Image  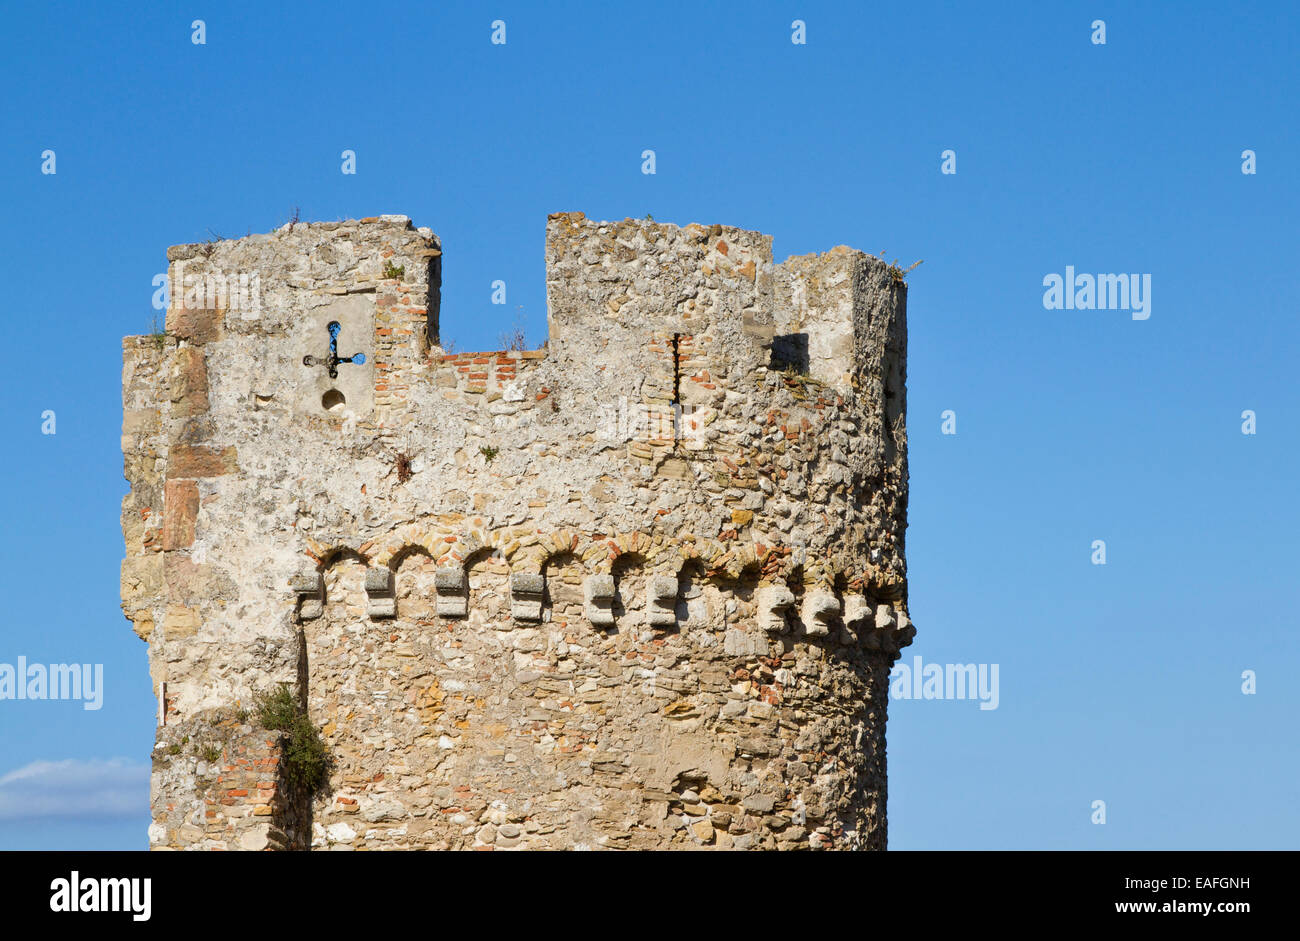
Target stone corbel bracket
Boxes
[290,572,324,622]
[757,585,795,635]
[801,589,839,638]
[647,575,678,627]
[365,567,396,619]
[511,572,545,622]
[842,594,870,646]
[866,603,896,652]
[844,599,916,653]
[584,574,615,628]
[890,609,916,652]
[435,567,467,619]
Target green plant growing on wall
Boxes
[148,313,170,350]
[200,742,223,763]
[879,252,923,285]
[383,260,405,280]
[479,445,499,463]
[254,683,330,792]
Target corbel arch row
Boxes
[306,527,885,593]
[292,528,908,646]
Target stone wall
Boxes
[122,211,913,851]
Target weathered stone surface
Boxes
[757,585,795,635]
[162,604,200,638]
[162,479,199,551]
[802,590,839,638]
[724,627,767,657]
[240,825,270,851]
[166,445,238,478]
[510,572,545,622]
[433,567,463,592]
[291,572,324,620]
[364,567,396,618]
[123,212,912,852]
[166,305,223,344]
[646,574,678,627]
[842,593,870,645]
[584,574,616,627]
[170,346,209,416]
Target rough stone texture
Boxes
[122,211,913,851]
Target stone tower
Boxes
[120,212,914,851]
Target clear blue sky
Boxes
[0,1,1295,849]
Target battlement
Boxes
[545,212,894,394]
[122,212,911,852]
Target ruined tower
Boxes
[120,212,913,850]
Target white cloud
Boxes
[0,758,149,820]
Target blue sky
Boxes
[0,1,1295,849]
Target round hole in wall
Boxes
[322,389,346,412]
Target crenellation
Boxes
[123,211,912,851]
